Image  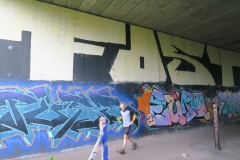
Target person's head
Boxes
[119,103,126,111]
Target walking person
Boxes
[117,103,137,154]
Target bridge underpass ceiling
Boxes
[38,0,240,53]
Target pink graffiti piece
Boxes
[170,101,183,123]
[178,115,186,126]
[147,89,210,127]
[168,88,180,100]
[173,91,180,101]
[169,113,178,123]
[164,95,183,123]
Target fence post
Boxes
[88,117,108,160]
[213,103,220,150]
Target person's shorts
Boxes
[123,125,131,135]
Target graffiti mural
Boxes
[136,85,211,127]
[1,1,240,159]
[135,84,240,129]
[0,84,140,152]
[217,88,240,118]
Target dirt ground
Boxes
[12,122,240,160]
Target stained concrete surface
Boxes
[12,122,240,160]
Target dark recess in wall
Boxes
[140,56,144,69]
[0,31,31,80]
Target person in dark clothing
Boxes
[117,103,137,154]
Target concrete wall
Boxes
[0,0,240,159]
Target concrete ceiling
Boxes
[38,0,240,53]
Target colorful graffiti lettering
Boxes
[0,85,140,149]
[136,85,211,127]
[217,89,240,118]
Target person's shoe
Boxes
[117,148,125,154]
[132,142,137,150]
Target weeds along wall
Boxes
[0,0,240,159]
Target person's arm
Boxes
[132,113,136,121]
[130,112,136,124]
[116,115,122,123]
